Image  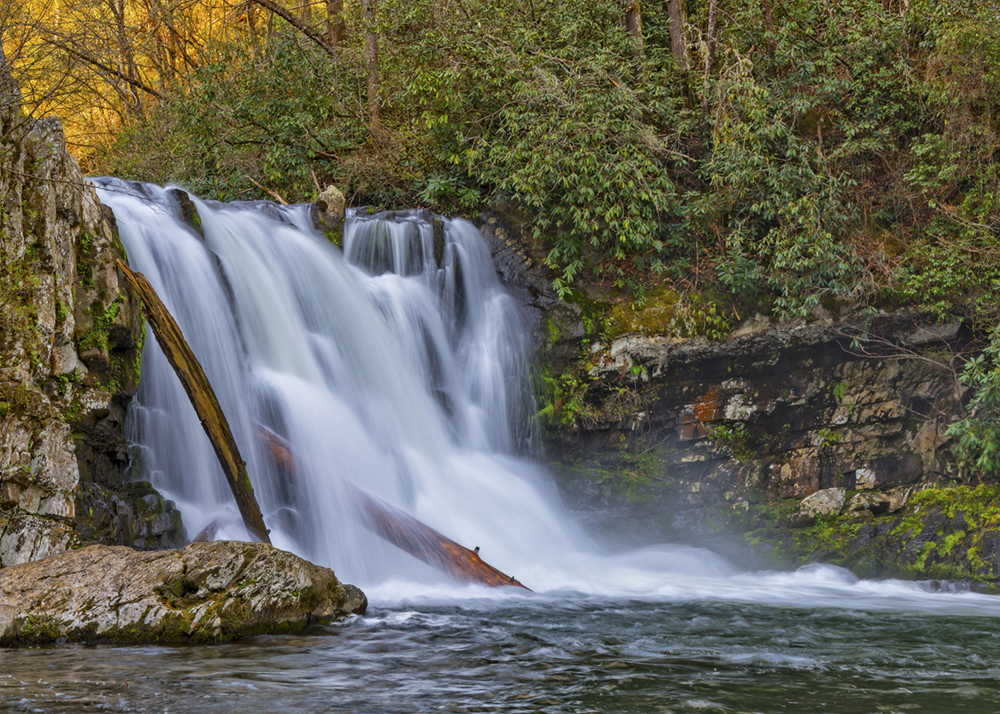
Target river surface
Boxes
[3,583,1000,713]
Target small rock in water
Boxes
[311,185,346,233]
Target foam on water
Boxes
[94,179,1000,616]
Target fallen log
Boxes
[347,483,531,590]
[256,425,529,590]
[117,259,271,544]
[258,424,296,475]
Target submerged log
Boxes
[117,259,271,544]
[347,484,531,590]
[258,424,296,475]
[255,425,529,589]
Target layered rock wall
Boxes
[547,311,962,541]
[0,63,182,566]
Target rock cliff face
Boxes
[0,541,367,645]
[544,311,962,547]
[481,210,996,589]
[0,61,182,567]
[541,305,1000,586]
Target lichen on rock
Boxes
[0,66,175,563]
[0,540,367,646]
[310,185,346,246]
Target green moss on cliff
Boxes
[79,300,121,354]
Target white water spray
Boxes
[95,180,1000,613]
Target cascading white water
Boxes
[93,179,1000,612]
[95,179,578,587]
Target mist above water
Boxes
[94,179,1000,615]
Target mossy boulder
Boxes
[0,541,367,646]
[310,185,346,246]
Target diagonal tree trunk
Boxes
[117,259,271,545]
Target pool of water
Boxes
[4,590,1000,713]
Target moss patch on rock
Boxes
[0,541,367,646]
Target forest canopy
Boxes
[3,0,1000,320]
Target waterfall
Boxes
[92,179,1000,612]
[94,179,577,588]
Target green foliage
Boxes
[79,300,121,354]
[87,0,1000,320]
[707,421,757,464]
[948,329,1000,478]
[536,370,598,430]
[0,231,40,372]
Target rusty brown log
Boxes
[116,259,271,544]
[256,426,529,589]
[258,424,296,475]
[347,483,530,590]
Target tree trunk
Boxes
[622,0,642,41]
[361,0,380,125]
[665,0,688,70]
[761,0,776,67]
[702,0,720,111]
[116,259,271,545]
[665,0,695,106]
[348,483,530,589]
[327,0,344,48]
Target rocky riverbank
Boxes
[478,209,999,590]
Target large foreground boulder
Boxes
[0,541,367,645]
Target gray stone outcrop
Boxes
[0,541,367,645]
[310,185,346,245]
[0,63,180,563]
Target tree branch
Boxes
[251,0,338,60]
[42,36,163,99]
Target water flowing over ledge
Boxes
[92,179,1000,614]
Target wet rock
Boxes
[75,481,186,550]
[167,188,203,238]
[847,491,891,515]
[311,185,346,245]
[797,488,846,519]
[0,541,367,645]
